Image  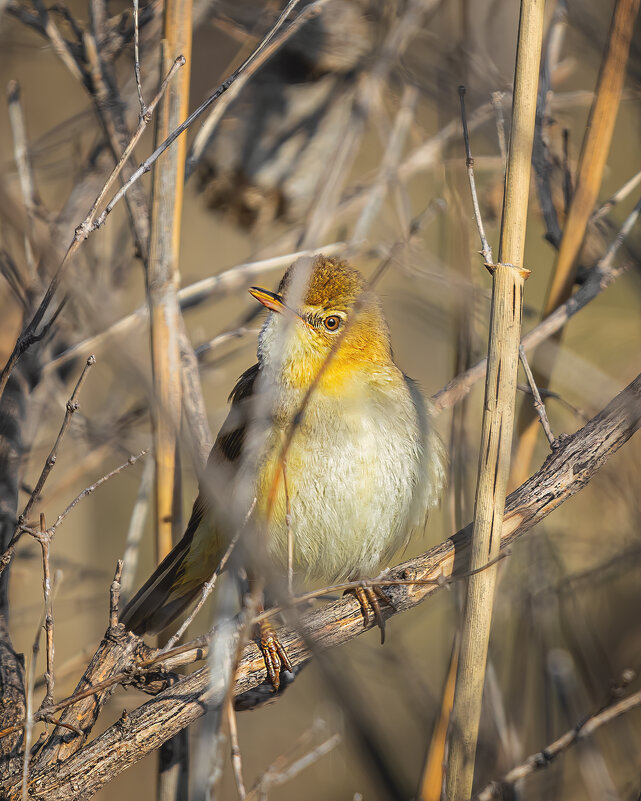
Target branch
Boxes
[475,684,641,800]
[12,371,641,801]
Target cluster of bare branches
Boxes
[0,0,640,800]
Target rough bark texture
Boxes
[6,372,640,801]
[0,347,40,782]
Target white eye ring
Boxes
[324,315,341,331]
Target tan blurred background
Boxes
[1,0,641,798]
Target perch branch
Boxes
[9,370,641,801]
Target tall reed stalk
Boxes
[445,2,545,798]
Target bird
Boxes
[120,255,446,689]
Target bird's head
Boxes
[250,256,393,393]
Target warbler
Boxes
[121,255,446,688]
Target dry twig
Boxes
[446,3,544,798]
[512,0,641,486]
[7,369,641,800]
[475,685,641,800]
[519,345,555,446]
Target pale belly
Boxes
[256,388,427,584]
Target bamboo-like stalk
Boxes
[444,2,545,799]
[146,4,192,799]
[147,7,192,563]
[511,0,641,487]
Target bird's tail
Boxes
[120,534,200,636]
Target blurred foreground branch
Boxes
[8,371,641,801]
[475,682,641,800]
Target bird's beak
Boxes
[248,287,288,314]
[249,287,307,325]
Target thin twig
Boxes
[245,726,341,800]
[474,686,641,800]
[44,244,347,375]
[37,514,55,709]
[132,0,147,120]
[49,449,148,532]
[24,354,95,523]
[518,345,555,446]
[98,0,326,227]
[84,55,184,238]
[109,561,123,629]
[22,567,60,800]
[227,698,246,800]
[517,384,588,422]
[6,80,38,280]
[195,327,260,360]
[459,85,494,265]
[0,56,184,401]
[350,84,417,245]
[491,91,507,163]
[599,193,641,270]
[591,166,641,222]
[160,533,238,653]
[120,456,154,602]
[185,0,310,176]
[432,258,629,414]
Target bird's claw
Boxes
[351,582,394,645]
[257,620,292,692]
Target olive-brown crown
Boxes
[278,255,367,312]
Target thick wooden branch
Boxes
[10,372,641,801]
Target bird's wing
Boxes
[120,363,261,635]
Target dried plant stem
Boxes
[445,3,544,799]
[0,355,95,578]
[147,32,192,801]
[459,85,493,265]
[11,367,641,800]
[185,0,315,177]
[0,57,184,402]
[512,0,641,487]
[518,345,554,445]
[475,685,641,800]
[6,80,38,279]
[592,166,641,222]
[44,243,346,377]
[37,515,55,709]
[147,5,192,561]
[120,455,154,602]
[432,258,627,414]
[227,699,246,800]
[109,562,123,630]
[351,84,417,244]
[419,638,459,801]
[49,449,148,532]
[132,0,147,119]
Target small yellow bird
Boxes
[121,255,446,688]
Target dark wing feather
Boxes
[120,363,260,636]
[213,362,260,463]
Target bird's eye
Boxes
[323,315,341,332]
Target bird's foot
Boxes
[350,581,394,645]
[257,619,292,692]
